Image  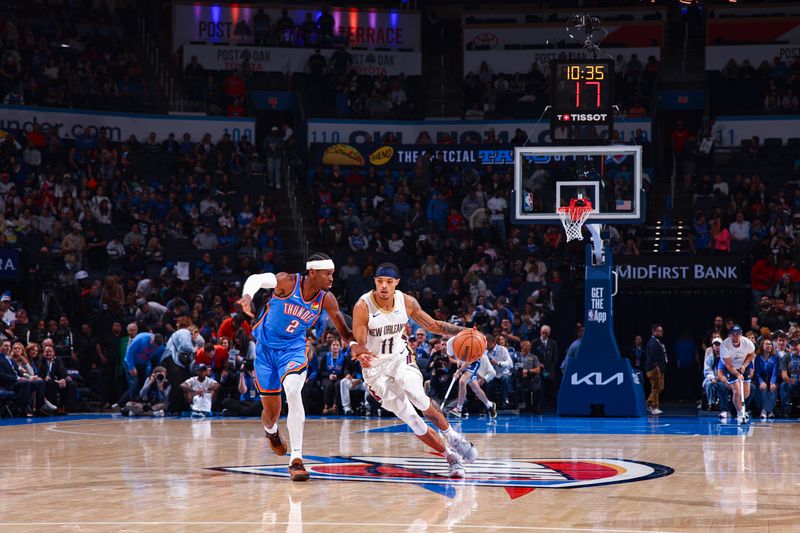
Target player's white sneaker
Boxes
[719,411,728,419]
[448,407,464,419]
[487,401,497,419]
[737,413,749,425]
[447,432,478,464]
[760,410,767,421]
[444,448,466,479]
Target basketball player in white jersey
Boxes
[716,325,755,424]
[350,263,480,478]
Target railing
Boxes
[138,17,186,112]
[284,164,310,261]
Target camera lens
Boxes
[156,374,164,381]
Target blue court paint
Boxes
[0,413,119,426]
[416,482,458,498]
[364,415,796,436]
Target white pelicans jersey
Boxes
[720,336,755,368]
[359,290,410,363]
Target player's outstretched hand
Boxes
[237,295,254,317]
[350,344,377,368]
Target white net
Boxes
[557,202,593,242]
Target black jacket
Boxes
[37,357,69,381]
[532,337,559,377]
[0,354,20,388]
[645,336,667,371]
[341,356,363,380]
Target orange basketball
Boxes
[452,329,486,364]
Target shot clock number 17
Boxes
[550,58,615,142]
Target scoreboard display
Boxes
[550,59,614,143]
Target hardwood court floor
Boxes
[1,413,798,532]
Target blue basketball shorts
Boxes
[253,345,308,396]
[718,361,754,384]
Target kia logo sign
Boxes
[571,372,625,386]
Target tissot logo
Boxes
[556,113,608,122]
[571,372,625,386]
[213,455,672,499]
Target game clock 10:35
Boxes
[551,59,614,117]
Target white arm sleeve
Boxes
[242,273,278,298]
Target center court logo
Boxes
[212,456,672,499]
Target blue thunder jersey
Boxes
[253,274,326,352]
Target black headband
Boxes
[375,265,400,279]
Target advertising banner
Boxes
[183,44,421,76]
[707,19,800,45]
[0,248,20,281]
[464,9,664,24]
[464,23,663,51]
[311,143,518,168]
[0,105,255,143]
[706,44,800,70]
[307,118,651,147]
[712,116,800,147]
[173,3,420,51]
[614,255,747,289]
[464,47,660,75]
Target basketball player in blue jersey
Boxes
[349,263,480,478]
[239,253,373,481]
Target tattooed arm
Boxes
[404,293,467,336]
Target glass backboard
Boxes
[512,145,643,224]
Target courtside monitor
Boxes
[513,145,643,225]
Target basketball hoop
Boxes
[557,197,593,242]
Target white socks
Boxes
[443,425,459,440]
[264,423,278,434]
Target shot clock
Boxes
[550,59,614,144]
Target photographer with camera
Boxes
[124,366,170,417]
[416,337,447,381]
[161,317,202,414]
[119,332,165,407]
[424,339,456,400]
[221,359,262,416]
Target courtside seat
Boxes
[0,388,19,418]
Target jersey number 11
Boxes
[380,338,394,355]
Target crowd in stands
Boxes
[710,56,800,115]
[182,48,423,120]
[0,117,308,417]
[685,122,800,271]
[232,7,347,49]
[462,52,659,119]
[0,4,155,112]
[302,138,648,413]
[646,316,800,420]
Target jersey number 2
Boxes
[285,320,300,333]
[381,338,394,354]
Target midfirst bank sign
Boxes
[614,256,745,288]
